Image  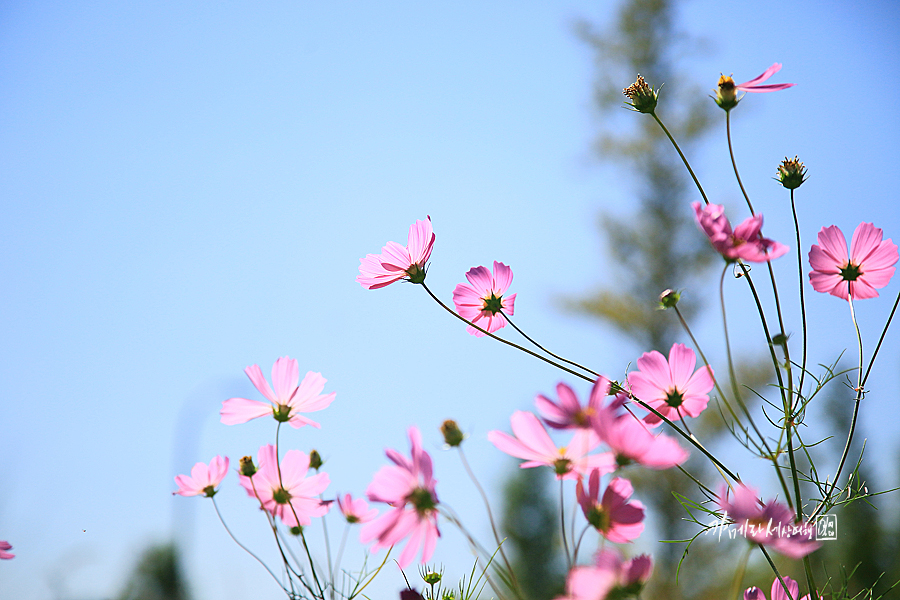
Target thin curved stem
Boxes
[457,446,521,595]
[503,313,599,378]
[212,497,288,592]
[559,480,571,568]
[651,112,709,205]
[726,110,754,215]
[421,282,595,384]
[862,288,900,386]
[721,265,794,507]
[811,295,865,520]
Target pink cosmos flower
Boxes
[535,378,608,430]
[591,400,689,470]
[452,261,516,336]
[488,411,614,480]
[735,63,795,93]
[239,444,330,528]
[0,541,13,560]
[357,217,435,289]
[576,471,645,543]
[627,343,714,426]
[221,357,335,429]
[808,223,898,300]
[554,549,652,600]
[361,426,440,569]
[337,493,378,524]
[717,484,820,559]
[693,202,789,263]
[173,456,230,498]
[744,576,811,600]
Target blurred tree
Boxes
[117,542,191,600]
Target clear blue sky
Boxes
[1,1,898,599]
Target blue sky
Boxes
[1,1,898,599]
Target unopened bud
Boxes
[309,449,323,470]
[289,526,303,536]
[239,456,257,477]
[422,570,442,585]
[776,156,807,190]
[658,289,680,310]
[440,420,464,447]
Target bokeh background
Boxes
[1,1,898,599]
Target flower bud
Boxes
[440,420,464,447]
[623,75,659,114]
[422,570,442,585]
[776,156,807,190]
[715,75,738,111]
[658,289,681,310]
[239,456,257,477]
[289,525,303,536]
[309,449,323,470]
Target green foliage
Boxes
[117,542,191,600]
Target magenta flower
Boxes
[452,261,516,336]
[693,202,788,263]
[717,484,820,559]
[735,63,795,93]
[554,565,617,600]
[239,444,330,528]
[357,217,435,289]
[744,576,811,600]
[337,493,378,524]
[0,541,13,560]
[576,471,645,543]
[221,357,335,429]
[594,549,653,594]
[173,455,229,498]
[808,223,898,300]
[361,426,440,568]
[591,401,689,470]
[535,377,609,430]
[627,343,714,426]
[488,411,614,480]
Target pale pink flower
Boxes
[337,493,378,524]
[452,261,516,336]
[717,484,820,559]
[735,63,795,93]
[554,549,652,600]
[357,217,435,289]
[221,357,335,429]
[173,455,229,498]
[627,343,714,426]
[535,377,608,430]
[693,202,788,263]
[361,426,440,568]
[239,444,330,528]
[591,401,689,469]
[808,223,898,300]
[488,411,614,480]
[576,471,645,543]
[0,541,13,560]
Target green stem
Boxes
[421,282,595,384]
[212,497,287,592]
[721,265,794,508]
[458,446,521,596]
[726,110,754,215]
[503,313,599,378]
[810,295,864,520]
[651,112,709,205]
